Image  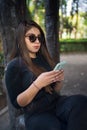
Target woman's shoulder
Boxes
[5,57,23,72]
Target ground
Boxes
[0,74,7,110]
[0,93,7,111]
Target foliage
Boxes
[60,38,87,43]
[60,39,87,52]
[0,65,4,78]
[0,52,4,65]
[59,0,87,39]
[26,0,45,30]
[80,12,87,25]
[26,0,87,39]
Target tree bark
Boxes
[0,0,30,65]
[0,1,18,129]
[0,0,27,130]
[45,0,60,63]
[0,0,18,65]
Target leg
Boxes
[56,95,87,130]
[25,113,61,130]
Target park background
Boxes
[0,0,87,130]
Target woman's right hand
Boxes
[17,70,64,107]
[34,70,63,89]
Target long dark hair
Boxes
[10,20,55,76]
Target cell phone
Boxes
[54,61,66,70]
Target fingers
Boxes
[36,70,64,87]
[46,70,59,76]
[46,70,63,77]
[50,70,64,83]
[55,70,64,81]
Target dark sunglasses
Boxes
[25,34,42,43]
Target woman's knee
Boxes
[59,94,87,108]
[26,113,61,130]
[56,94,87,122]
[68,94,87,106]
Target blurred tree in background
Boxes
[26,0,87,53]
[0,0,87,63]
[0,1,87,130]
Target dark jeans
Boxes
[25,95,87,130]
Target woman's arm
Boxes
[5,60,63,108]
[17,70,61,107]
[17,82,40,107]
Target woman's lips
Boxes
[34,46,40,49]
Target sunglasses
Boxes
[25,34,42,43]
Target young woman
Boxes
[5,20,87,130]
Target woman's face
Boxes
[25,27,41,58]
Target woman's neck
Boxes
[29,53,36,58]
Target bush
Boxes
[0,52,4,65]
[60,39,87,52]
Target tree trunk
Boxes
[0,0,27,130]
[0,0,18,65]
[45,0,60,63]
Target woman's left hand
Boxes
[55,69,64,82]
[54,69,64,93]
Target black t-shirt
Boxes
[5,55,58,113]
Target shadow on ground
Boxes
[60,53,87,96]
